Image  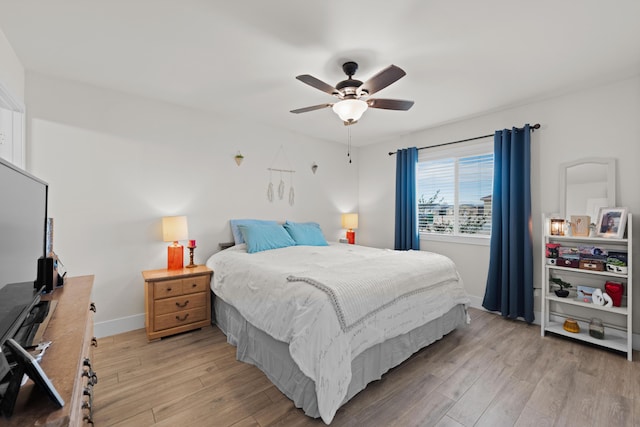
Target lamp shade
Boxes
[332,99,368,122]
[341,213,359,230]
[162,216,189,242]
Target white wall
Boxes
[359,76,640,328]
[0,26,24,104]
[25,72,359,337]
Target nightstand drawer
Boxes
[154,279,183,299]
[154,306,207,331]
[154,292,207,315]
[182,275,208,294]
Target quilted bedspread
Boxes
[207,243,469,424]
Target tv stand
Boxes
[0,275,96,426]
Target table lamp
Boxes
[162,215,188,270]
[341,213,358,244]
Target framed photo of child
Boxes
[596,207,628,238]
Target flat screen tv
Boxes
[0,157,48,346]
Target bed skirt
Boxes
[211,292,467,419]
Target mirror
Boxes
[559,158,616,222]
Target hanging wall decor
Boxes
[234,151,244,166]
[267,145,296,206]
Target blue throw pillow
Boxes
[284,221,329,246]
[237,223,296,253]
[230,219,278,245]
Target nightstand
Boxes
[142,265,213,341]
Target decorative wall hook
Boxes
[311,162,318,174]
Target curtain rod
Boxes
[388,123,540,156]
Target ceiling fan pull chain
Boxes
[348,127,352,164]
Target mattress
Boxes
[213,294,467,420]
[206,243,470,423]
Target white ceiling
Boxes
[1,0,640,146]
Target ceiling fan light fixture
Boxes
[332,99,368,123]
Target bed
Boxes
[206,222,470,424]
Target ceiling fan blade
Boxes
[290,103,333,114]
[360,65,406,96]
[296,75,340,96]
[367,98,414,111]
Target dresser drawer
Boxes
[182,275,209,294]
[154,306,207,331]
[154,292,207,316]
[154,278,183,299]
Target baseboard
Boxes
[467,295,484,311]
[94,313,145,338]
[96,303,640,352]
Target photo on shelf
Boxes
[596,207,628,238]
[570,215,591,237]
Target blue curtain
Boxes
[394,147,420,250]
[482,125,534,323]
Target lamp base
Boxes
[167,244,184,270]
[346,229,355,245]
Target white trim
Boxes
[94,313,145,338]
[420,233,490,246]
[0,80,25,168]
[467,294,484,310]
[96,302,640,351]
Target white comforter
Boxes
[207,243,469,424]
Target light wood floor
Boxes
[92,308,640,426]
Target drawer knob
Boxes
[176,313,190,322]
[191,283,197,288]
[166,287,172,292]
[91,337,98,347]
[83,369,99,385]
[83,358,92,369]
[176,300,190,308]
[89,302,96,313]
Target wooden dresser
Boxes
[5,275,96,426]
[142,266,212,341]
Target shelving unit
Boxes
[541,213,633,360]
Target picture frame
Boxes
[595,207,628,238]
[570,215,591,237]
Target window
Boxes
[417,140,493,239]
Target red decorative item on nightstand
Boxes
[167,244,184,270]
[341,213,358,245]
[605,281,624,307]
[346,229,355,245]
[162,216,188,270]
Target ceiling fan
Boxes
[290,61,414,125]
